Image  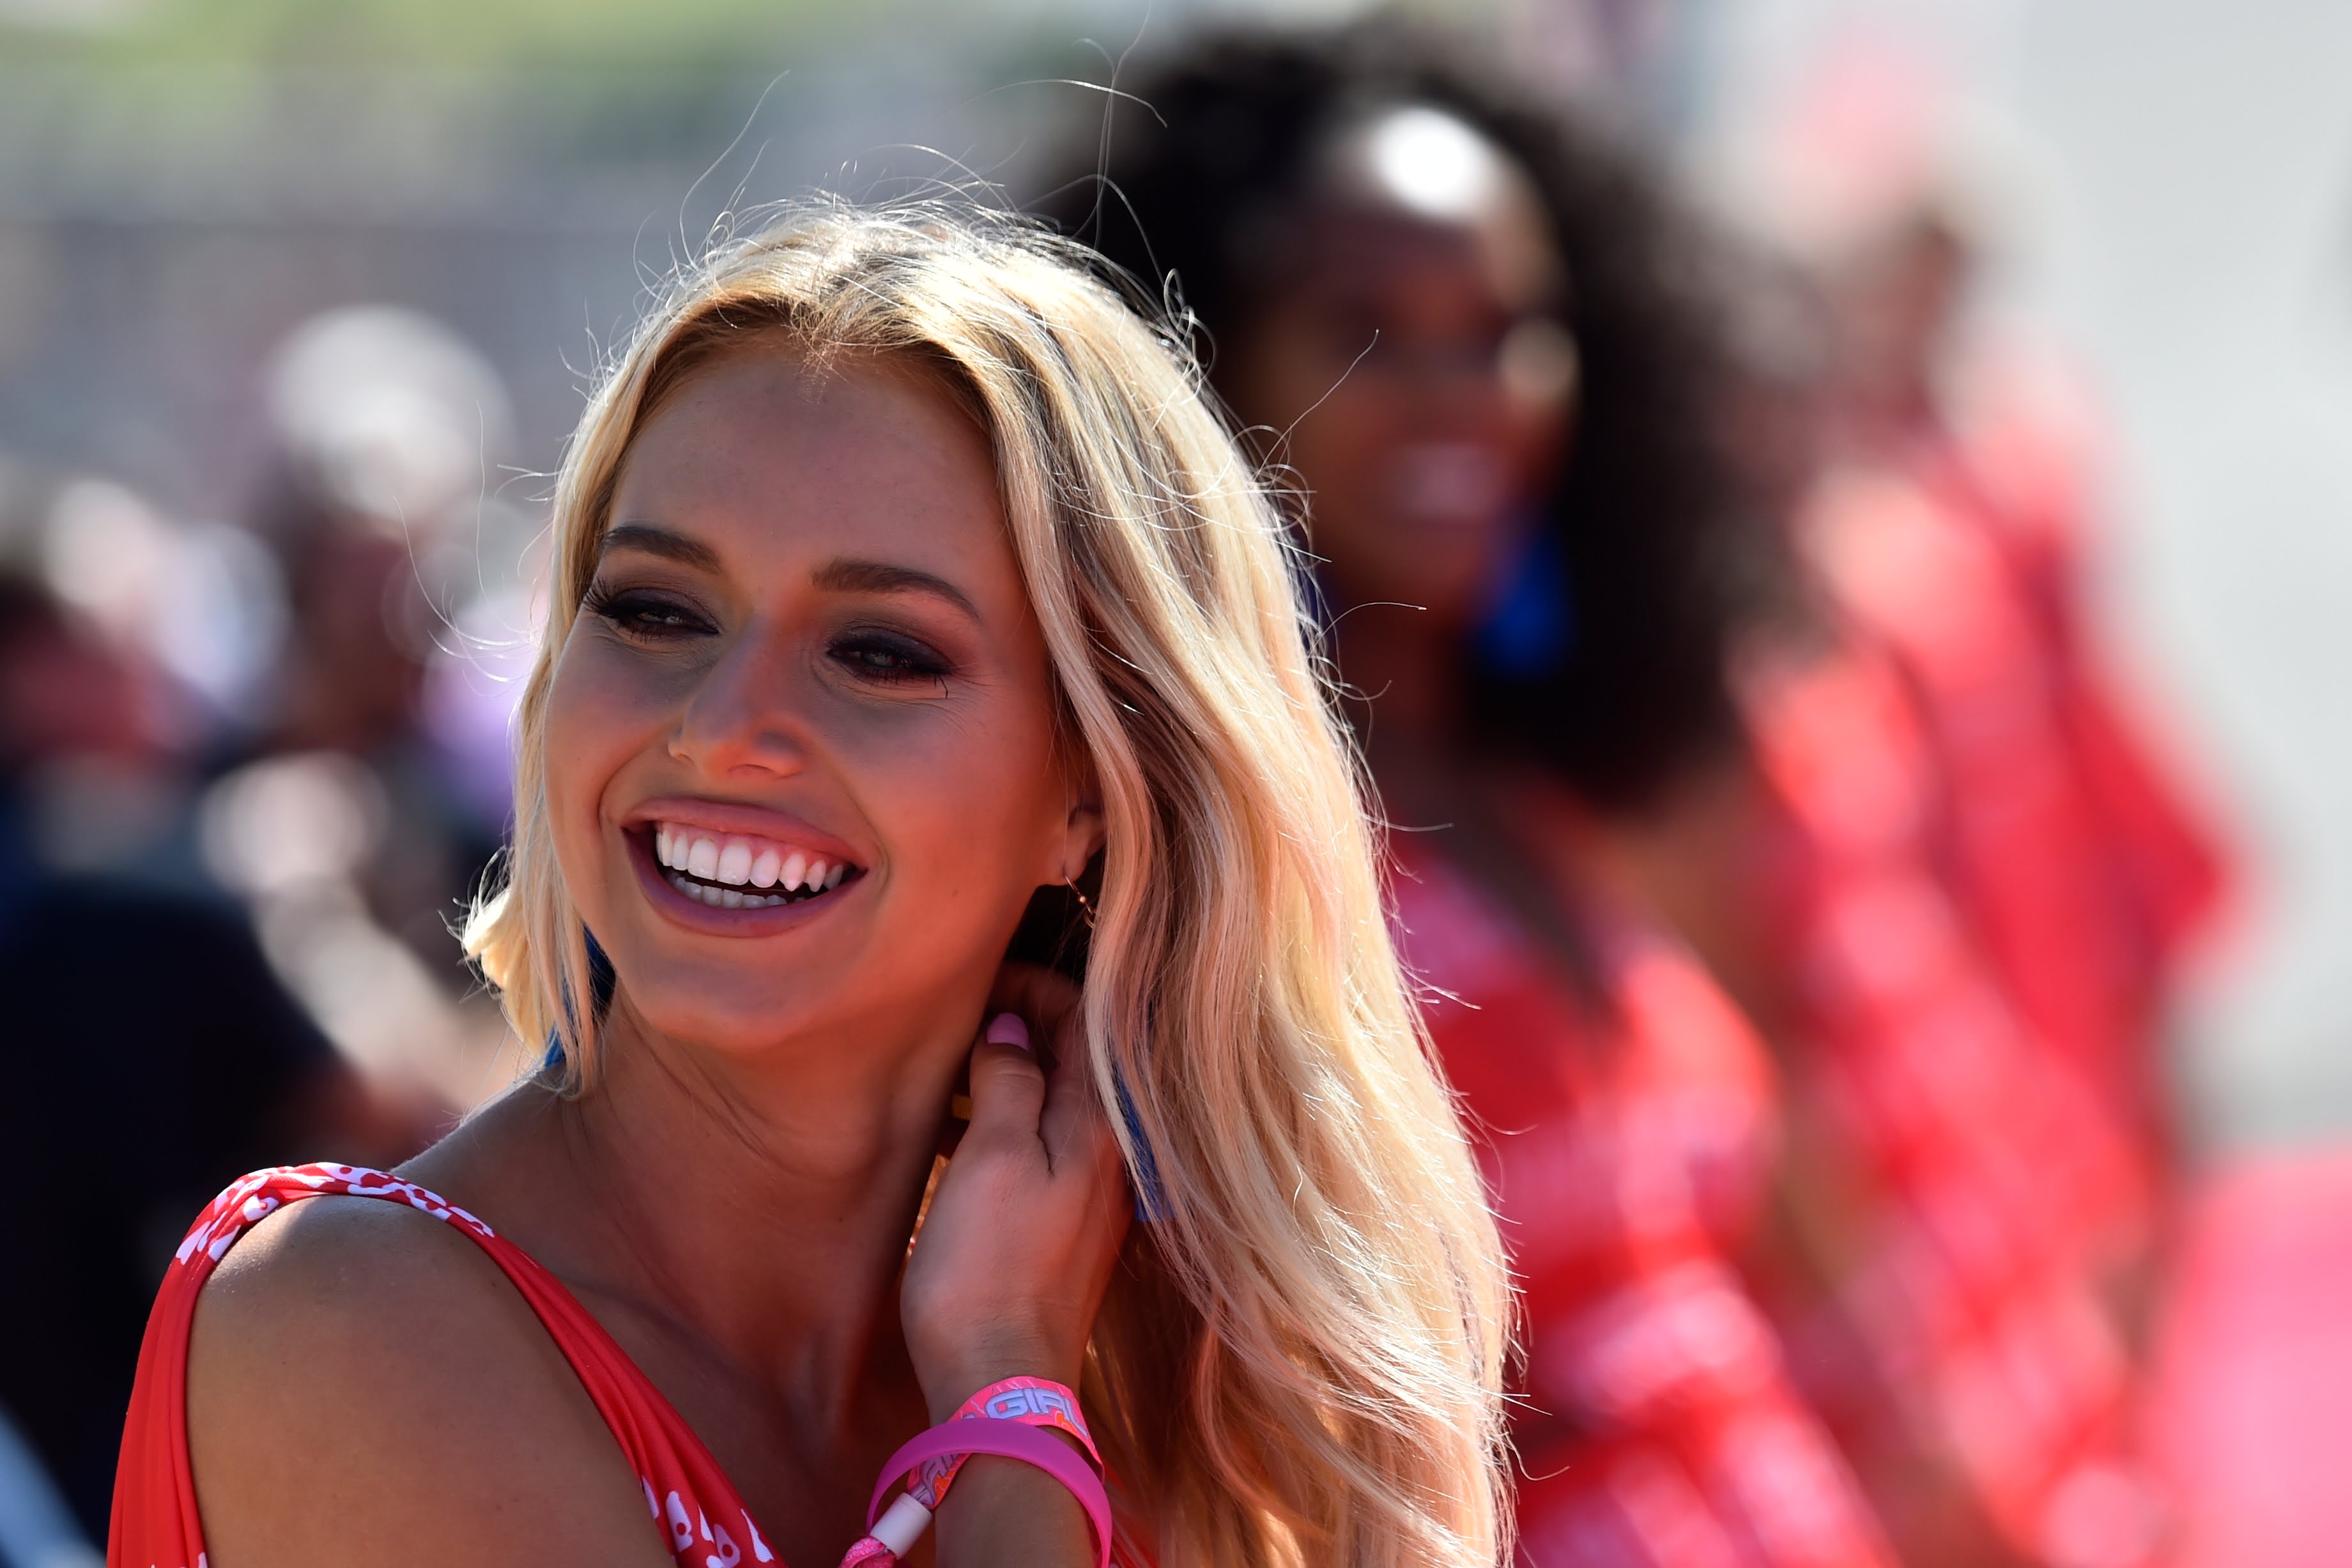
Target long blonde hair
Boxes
[466,203,1512,1567]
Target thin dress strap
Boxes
[109,1164,778,1568]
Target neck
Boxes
[442,995,965,1443]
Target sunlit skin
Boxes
[185,343,1130,1568]
[1220,116,1572,749]
[549,347,1086,1073]
[1221,112,1572,830]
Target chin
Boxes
[601,930,978,1070]
[605,957,819,1051]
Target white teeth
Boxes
[663,869,810,911]
[655,826,856,907]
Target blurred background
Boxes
[0,1,2344,1565]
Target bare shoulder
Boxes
[188,1194,667,1568]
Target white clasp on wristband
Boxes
[869,1491,934,1556]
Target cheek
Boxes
[1295,375,1409,464]
[1267,341,1408,450]
[1502,429,1551,512]
[540,635,672,925]
[1278,383,1425,558]
[843,694,1066,901]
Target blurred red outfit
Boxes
[1741,375,2231,1559]
[1742,636,2161,1565]
[1802,399,2227,1184]
[1392,824,1891,1568]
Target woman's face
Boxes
[1223,108,1576,633]
[543,342,1093,1063]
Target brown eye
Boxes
[584,586,712,639]
[828,629,951,686]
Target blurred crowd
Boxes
[0,304,537,1564]
[0,13,2248,1568]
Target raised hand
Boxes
[900,963,1133,1420]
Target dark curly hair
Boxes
[1035,21,1758,810]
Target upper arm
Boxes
[187,1197,672,1568]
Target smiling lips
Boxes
[652,822,858,910]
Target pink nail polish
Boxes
[985,1012,1032,1052]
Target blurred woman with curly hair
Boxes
[1049,24,1891,1567]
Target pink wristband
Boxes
[866,1419,1113,1568]
[838,1378,1109,1568]
[909,1375,1099,1508]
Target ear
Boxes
[1050,762,1107,886]
[1057,797,1106,885]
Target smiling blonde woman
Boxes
[109,204,1512,1568]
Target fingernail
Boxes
[984,1012,1032,1052]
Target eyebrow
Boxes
[811,557,980,620]
[601,526,980,621]
[601,524,721,572]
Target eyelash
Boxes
[583,585,711,639]
[581,585,954,688]
[827,629,954,686]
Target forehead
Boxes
[1275,205,1561,323]
[1286,109,1562,313]
[609,339,1007,570]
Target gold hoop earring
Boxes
[1065,874,1098,930]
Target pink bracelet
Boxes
[838,1377,1111,1568]
[911,1375,1099,1507]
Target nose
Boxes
[665,618,814,780]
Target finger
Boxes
[1038,1048,1132,1230]
[987,962,1082,1053]
[987,964,1117,1185]
[963,1011,1048,1148]
[1035,1012,1105,1156]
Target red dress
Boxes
[1804,410,2226,1178]
[1741,633,2164,1564]
[119,1164,1122,1568]
[1391,831,1891,1568]
[1749,383,2227,1562]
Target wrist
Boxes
[918,1349,1080,1424]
